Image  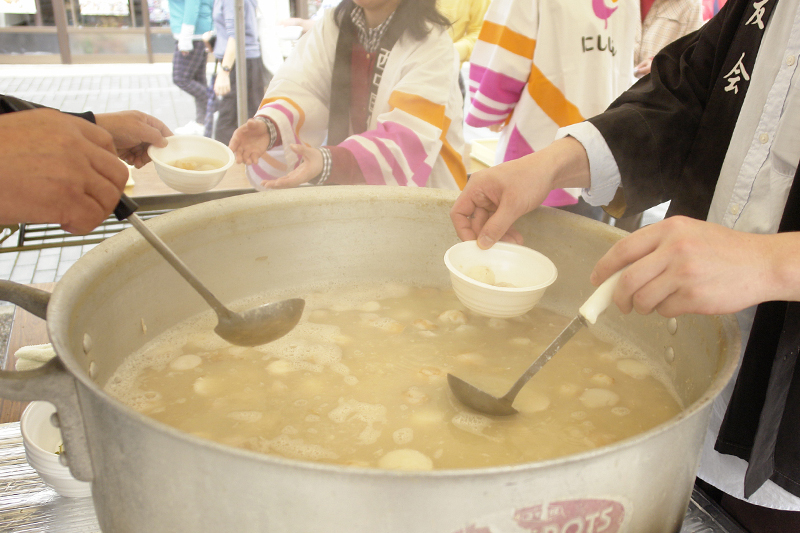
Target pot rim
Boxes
[45,186,742,479]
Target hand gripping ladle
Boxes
[447,270,623,416]
[114,195,304,346]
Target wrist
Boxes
[255,116,277,151]
[308,147,331,186]
[544,136,592,190]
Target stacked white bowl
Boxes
[20,401,92,498]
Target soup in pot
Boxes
[106,282,682,470]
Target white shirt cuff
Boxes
[555,122,621,207]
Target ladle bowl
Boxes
[115,195,304,347]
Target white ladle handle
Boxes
[578,269,624,325]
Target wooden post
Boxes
[52,0,71,64]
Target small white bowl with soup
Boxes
[148,135,235,194]
[444,240,558,318]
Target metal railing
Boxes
[0,189,255,254]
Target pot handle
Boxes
[0,280,95,482]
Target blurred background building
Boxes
[0,0,314,64]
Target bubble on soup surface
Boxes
[488,318,509,329]
[616,359,651,379]
[579,388,620,408]
[227,411,263,423]
[455,352,485,365]
[510,337,531,346]
[451,412,492,437]
[589,373,615,387]
[265,434,338,461]
[417,366,446,382]
[378,448,433,471]
[438,310,467,324]
[267,359,295,375]
[334,334,353,345]
[359,301,381,312]
[412,319,437,331]
[328,398,387,425]
[329,362,351,375]
[358,313,405,333]
[559,383,581,397]
[169,354,203,371]
[359,426,382,445]
[402,387,429,405]
[465,265,496,285]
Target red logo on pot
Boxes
[514,499,625,532]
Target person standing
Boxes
[212,0,270,145]
[465,0,639,212]
[169,0,215,135]
[634,0,705,78]
[229,0,467,191]
[451,0,800,529]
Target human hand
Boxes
[0,108,130,234]
[451,137,591,249]
[94,110,170,168]
[214,71,231,97]
[590,216,795,318]
[230,117,271,165]
[261,144,323,189]
[488,123,504,133]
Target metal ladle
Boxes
[115,195,304,346]
[448,270,623,416]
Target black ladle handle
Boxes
[114,194,138,221]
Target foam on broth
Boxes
[105,282,683,470]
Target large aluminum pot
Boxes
[0,187,739,533]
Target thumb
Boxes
[477,206,522,249]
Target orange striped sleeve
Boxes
[527,65,584,128]
[439,116,468,190]
[478,20,536,60]
[260,96,306,133]
[388,90,446,127]
[388,91,467,189]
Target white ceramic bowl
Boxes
[147,135,235,194]
[444,240,558,318]
[20,401,92,498]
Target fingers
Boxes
[140,114,171,148]
[11,110,128,232]
[230,120,269,165]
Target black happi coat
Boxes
[587,0,800,499]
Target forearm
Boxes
[221,36,236,69]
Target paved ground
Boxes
[0,63,196,130]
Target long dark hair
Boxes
[333,0,450,41]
